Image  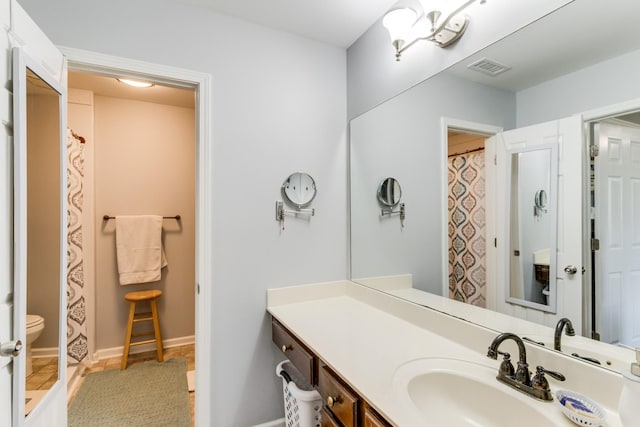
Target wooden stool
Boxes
[121,289,164,370]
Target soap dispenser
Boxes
[619,349,640,426]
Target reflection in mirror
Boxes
[282,172,317,208]
[14,50,65,419]
[349,0,640,374]
[377,177,402,206]
[26,69,61,414]
[506,146,557,313]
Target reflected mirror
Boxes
[506,146,557,313]
[377,177,402,206]
[14,49,65,420]
[282,172,317,208]
[349,0,640,374]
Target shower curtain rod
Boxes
[448,146,485,158]
[102,214,181,221]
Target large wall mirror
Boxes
[13,47,67,422]
[350,0,640,374]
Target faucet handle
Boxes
[533,365,566,388]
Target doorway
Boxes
[589,111,640,348]
[440,118,502,308]
[61,47,213,426]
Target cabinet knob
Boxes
[281,344,292,353]
[327,395,341,408]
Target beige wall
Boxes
[27,92,61,348]
[94,95,196,350]
[68,90,196,352]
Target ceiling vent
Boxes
[467,57,512,77]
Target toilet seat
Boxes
[26,314,44,329]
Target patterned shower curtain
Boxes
[67,129,88,362]
[448,151,486,307]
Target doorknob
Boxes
[0,340,23,358]
[564,265,578,275]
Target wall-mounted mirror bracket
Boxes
[275,200,315,230]
[381,203,405,227]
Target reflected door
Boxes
[491,116,583,331]
[595,122,640,347]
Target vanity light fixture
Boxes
[383,0,487,61]
[117,78,154,88]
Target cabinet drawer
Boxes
[272,319,316,384]
[363,405,391,427]
[320,408,341,427]
[318,365,358,427]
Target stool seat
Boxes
[125,289,163,302]
[121,289,164,370]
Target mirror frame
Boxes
[504,142,559,313]
[12,47,68,424]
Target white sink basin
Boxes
[392,358,557,426]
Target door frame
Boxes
[59,47,213,426]
[440,118,503,302]
[582,97,640,340]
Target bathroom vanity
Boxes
[268,280,624,426]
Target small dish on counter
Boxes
[555,389,607,427]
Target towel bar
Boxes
[103,214,181,221]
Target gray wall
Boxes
[517,48,640,126]
[346,0,573,120]
[350,72,515,294]
[18,0,347,425]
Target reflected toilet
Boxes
[25,314,45,376]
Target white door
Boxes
[1,1,15,425]
[491,116,584,332]
[594,122,640,347]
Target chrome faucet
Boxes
[487,332,565,401]
[554,318,575,351]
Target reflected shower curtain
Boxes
[448,151,486,307]
[67,129,88,362]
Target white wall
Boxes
[517,48,640,126]
[17,0,348,424]
[350,72,515,294]
[347,0,573,119]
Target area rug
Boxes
[68,358,190,427]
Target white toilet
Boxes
[25,314,45,376]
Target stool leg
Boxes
[121,301,136,370]
[150,298,164,362]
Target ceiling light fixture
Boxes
[117,78,154,88]
[383,0,487,61]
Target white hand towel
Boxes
[115,215,168,285]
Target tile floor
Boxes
[27,344,196,425]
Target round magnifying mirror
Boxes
[535,189,547,210]
[377,177,402,206]
[282,172,317,208]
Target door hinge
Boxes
[591,238,600,251]
[590,145,600,158]
[591,331,601,341]
[494,238,497,248]
[493,155,497,165]
[197,283,200,295]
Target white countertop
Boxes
[267,280,624,427]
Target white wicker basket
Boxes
[276,360,322,427]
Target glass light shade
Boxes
[117,78,154,88]
[382,8,418,44]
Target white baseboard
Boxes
[32,346,59,358]
[31,335,195,361]
[252,419,285,427]
[94,335,195,360]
